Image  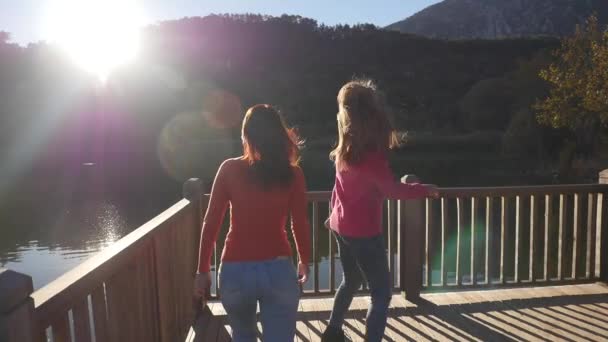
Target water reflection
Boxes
[2,241,106,289]
[2,182,557,292]
[0,197,168,289]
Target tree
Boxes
[459,77,516,130]
[503,108,544,158]
[536,16,608,129]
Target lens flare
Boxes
[158,113,236,182]
[202,89,243,129]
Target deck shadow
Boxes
[193,288,608,341]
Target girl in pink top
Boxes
[322,80,439,342]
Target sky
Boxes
[1,0,441,45]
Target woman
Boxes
[193,104,310,342]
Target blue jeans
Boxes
[329,233,392,342]
[219,258,300,342]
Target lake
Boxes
[0,159,182,289]
[0,151,559,291]
[0,192,506,292]
[0,191,355,291]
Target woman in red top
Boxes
[193,104,310,342]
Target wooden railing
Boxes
[206,175,608,301]
[205,187,410,299]
[2,174,608,341]
[0,179,208,342]
[422,184,608,291]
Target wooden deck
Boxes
[187,283,608,341]
[4,180,608,342]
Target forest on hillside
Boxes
[0,14,598,196]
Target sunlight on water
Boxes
[97,203,123,245]
[0,201,129,289]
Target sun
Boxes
[46,0,145,82]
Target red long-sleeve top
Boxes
[197,158,310,273]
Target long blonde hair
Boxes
[330,79,399,170]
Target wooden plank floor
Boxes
[187,283,608,341]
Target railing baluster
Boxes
[529,195,538,282]
[51,313,71,342]
[586,193,596,279]
[558,194,567,280]
[72,298,92,342]
[397,198,403,289]
[591,193,608,280]
[214,245,219,297]
[388,200,395,288]
[105,270,124,341]
[485,197,493,284]
[543,194,552,281]
[470,197,476,285]
[572,194,581,279]
[173,220,187,331]
[456,197,463,285]
[514,196,521,283]
[329,202,336,293]
[391,199,399,288]
[140,246,159,342]
[597,193,605,279]
[426,198,433,287]
[500,196,509,284]
[153,230,174,341]
[312,201,320,294]
[441,197,448,286]
[91,285,108,342]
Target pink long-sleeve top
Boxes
[329,151,431,238]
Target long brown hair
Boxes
[330,79,399,170]
[242,104,301,188]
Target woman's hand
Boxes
[297,262,309,284]
[427,185,440,199]
[193,272,211,306]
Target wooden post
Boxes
[182,178,207,324]
[399,175,425,301]
[183,178,205,229]
[0,269,36,342]
[599,171,608,282]
[184,178,205,249]
[183,178,205,278]
[184,180,204,263]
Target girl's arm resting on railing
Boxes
[197,161,230,273]
[290,166,311,267]
[369,155,435,200]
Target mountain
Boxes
[387,0,608,39]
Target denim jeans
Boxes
[328,233,392,342]
[219,258,300,342]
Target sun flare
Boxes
[46,0,145,81]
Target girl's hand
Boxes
[297,262,309,284]
[427,185,440,198]
[193,272,211,306]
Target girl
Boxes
[193,104,310,342]
[322,80,439,342]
